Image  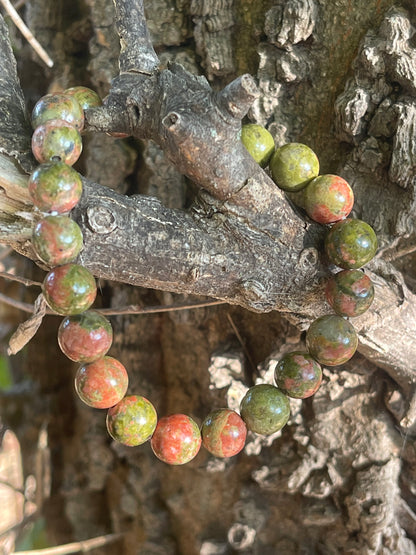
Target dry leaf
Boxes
[7,294,47,355]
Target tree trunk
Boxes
[0,1,415,554]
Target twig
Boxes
[13,0,26,9]
[0,271,42,287]
[0,0,53,67]
[226,313,257,376]
[12,533,123,554]
[0,289,226,316]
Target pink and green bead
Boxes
[42,263,97,315]
[31,93,84,131]
[32,215,83,266]
[325,218,378,269]
[303,174,354,224]
[239,384,290,435]
[58,310,113,363]
[75,356,128,409]
[106,395,158,446]
[306,314,358,366]
[28,162,82,214]
[201,409,247,458]
[274,352,322,399]
[32,119,82,166]
[151,414,202,465]
[326,270,374,317]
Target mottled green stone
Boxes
[32,120,82,166]
[42,263,96,315]
[274,352,322,398]
[201,408,247,458]
[65,86,102,111]
[28,162,82,213]
[303,174,354,224]
[31,93,84,131]
[106,395,157,446]
[269,143,319,192]
[75,356,128,409]
[325,270,375,317]
[306,315,358,366]
[325,218,378,269]
[240,384,290,435]
[32,215,83,266]
[241,124,275,167]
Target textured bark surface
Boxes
[0,1,415,554]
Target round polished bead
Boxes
[75,356,128,409]
[43,263,96,315]
[32,119,82,166]
[32,215,83,266]
[240,384,290,435]
[65,86,102,111]
[31,93,84,131]
[58,310,113,363]
[274,352,322,398]
[325,218,378,269]
[303,174,354,224]
[269,143,319,192]
[306,314,358,366]
[326,270,375,317]
[201,409,247,458]
[106,395,157,446]
[241,124,275,167]
[28,162,82,214]
[151,414,201,465]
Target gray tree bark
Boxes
[0,1,415,554]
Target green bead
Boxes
[270,143,319,192]
[32,215,83,266]
[306,315,358,366]
[42,263,96,315]
[65,86,102,111]
[28,161,82,213]
[31,93,84,131]
[274,352,322,398]
[240,384,290,435]
[325,218,378,269]
[241,124,275,167]
[325,270,375,317]
[106,395,157,446]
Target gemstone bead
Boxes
[58,310,113,362]
[32,215,83,266]
[42,263,96,315]
[325,218,378,269]
[241,124,275,167]
[274,352,322,398]
[106,395,157,446]
[306,314,358,366]
[31,93,84,131]
[32,119,82,166]
[65,86,102,111]
[270,143,319,192]
[201,409,247,458]
[326,270,375,317]
[239,384,290,435]
[75,356,128,409]
[28,162,83,213]
[151,414,201,465]
[303,174,354,224]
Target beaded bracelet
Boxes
[27,91,377,466]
